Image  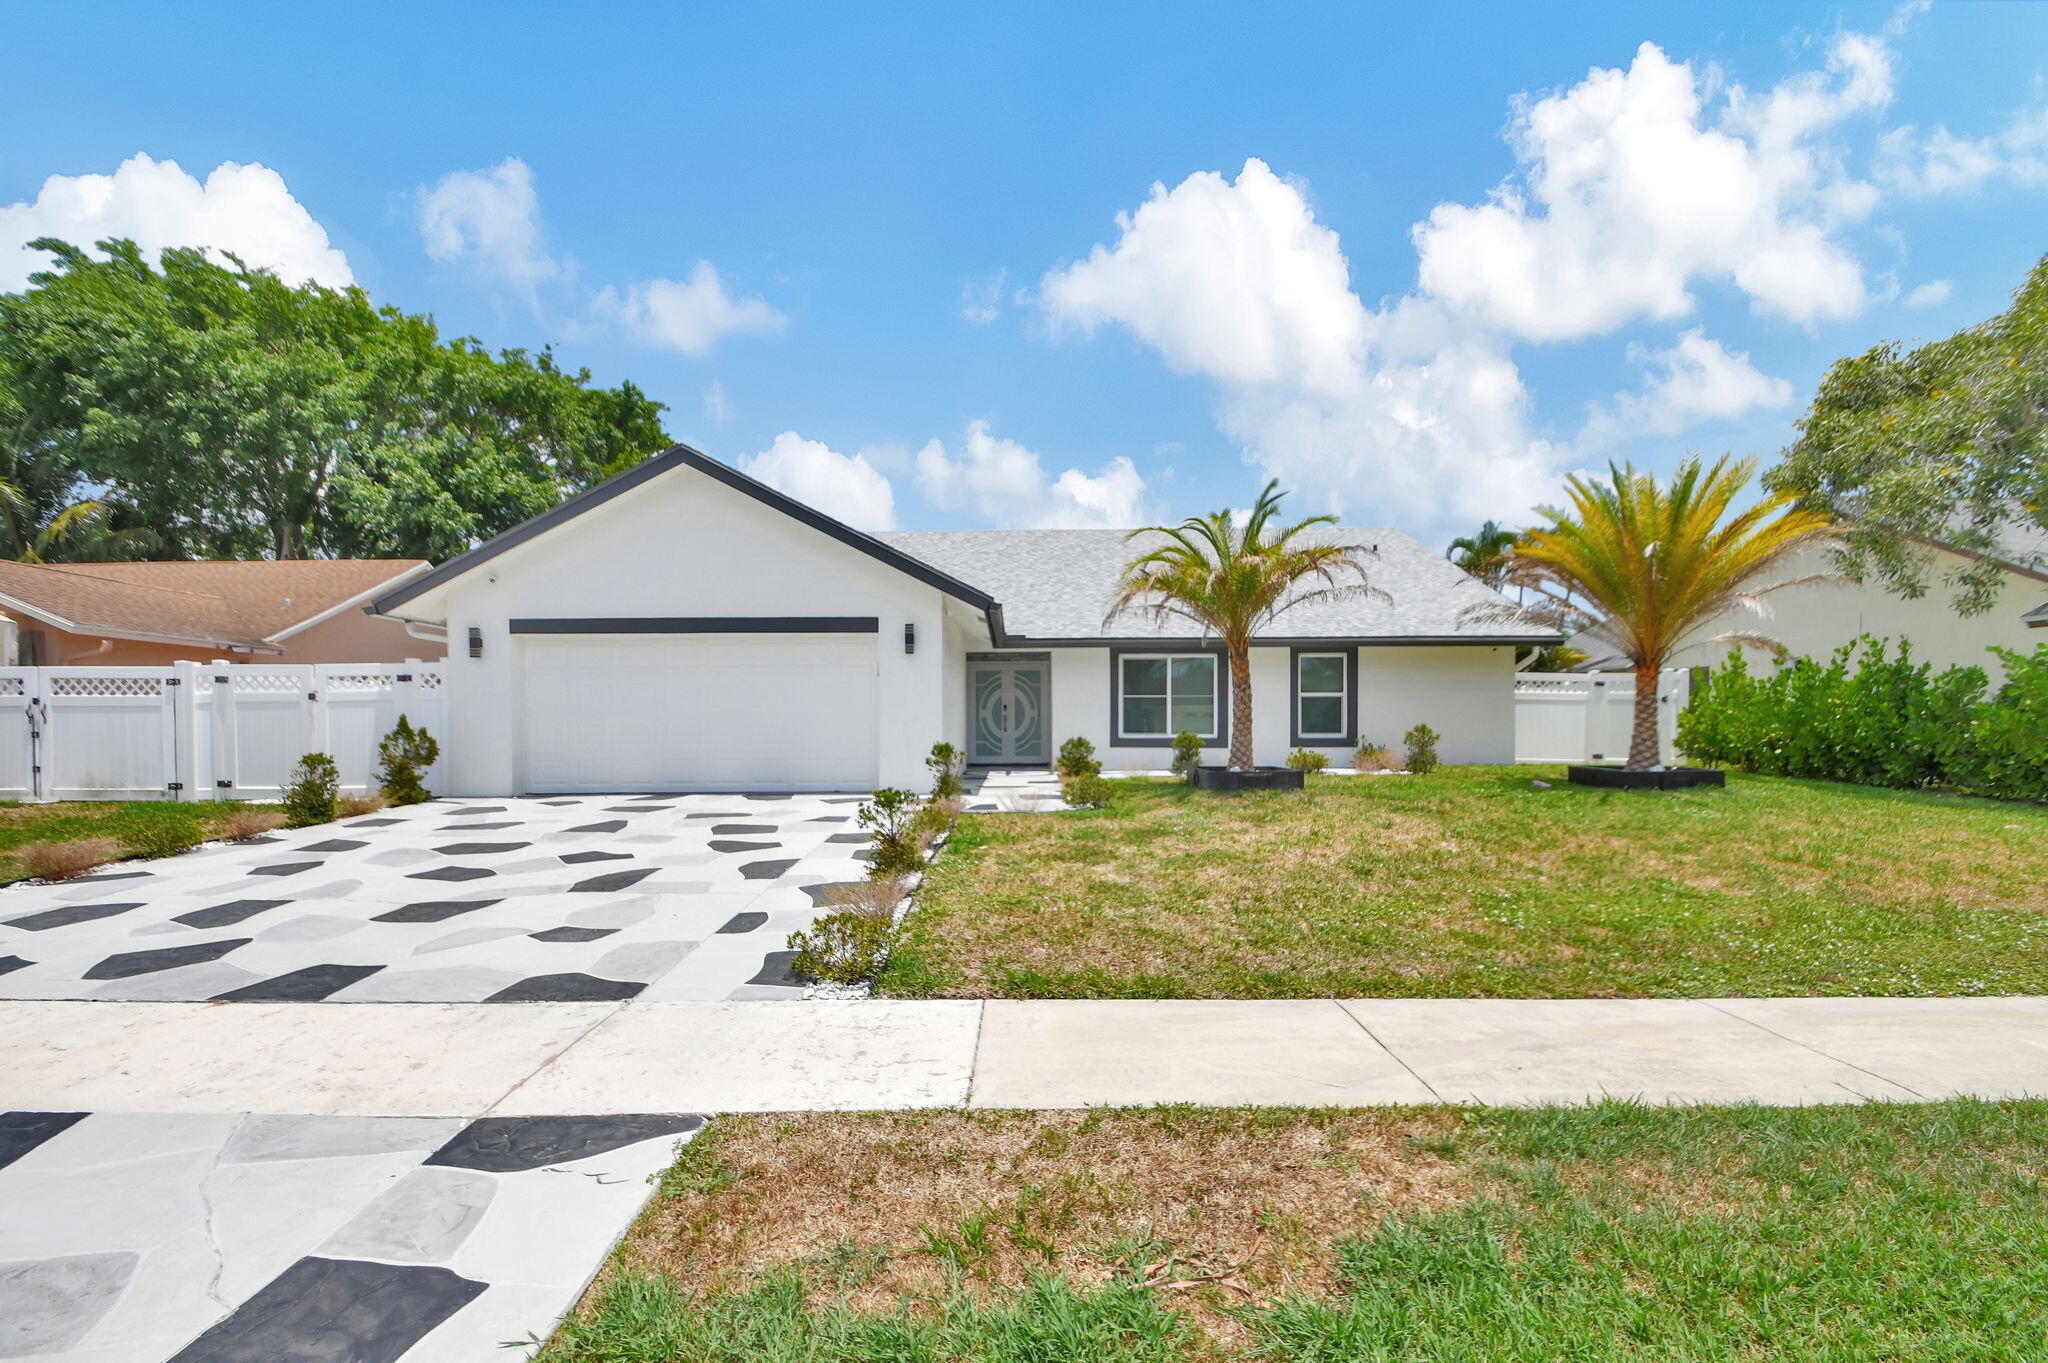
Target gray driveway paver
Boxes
[0,1109,697,1363]
[0,795,876,1004]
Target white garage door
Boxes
[518,634,879,793]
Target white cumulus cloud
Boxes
[1577,330,1793,452]
[591,262,785,356]
[1876,105,2048,194]
[1904,279,1952,308]
[417,157,558,293]
[739,431,896,530]
[0,152,352,291]
[915,420,1147,528]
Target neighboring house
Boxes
[0,559,439,667]
[1574,527,2048,678]
[366,445,1555,795]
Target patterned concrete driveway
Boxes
[0,1107,700,1362]
[0,794,881,1004]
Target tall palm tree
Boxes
[1445,519,1519,588]
[1490,455,1835,770]
[1108,481,1381,771]
[0,485,157,563]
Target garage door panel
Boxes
[519,635,878,793]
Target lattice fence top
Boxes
[321,672,393,692]
[417,672,445,690]
[0,676,24,697]
[1515,677,1588,694]
[49,674,164,698]
[231,672,309,694]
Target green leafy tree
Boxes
[1768,252,2048,614]
[1489,456,1837,771]
[0,238,668,560]
[1445,519,1520,588]
[1109,481,1380,771]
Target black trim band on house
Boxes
[999,634,1557,648]
[365,443,1001,618]
[509,617,880,635]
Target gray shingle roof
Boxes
[871,527,1556,643]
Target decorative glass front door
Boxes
[969,661,1049,764]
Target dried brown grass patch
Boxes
[338,793,389,818]
[19,837,124,881]
[216,809,288,842]
[614,1109,1472,1343]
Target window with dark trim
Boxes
[1114,651,1222,743]
[1289,645,1357,746]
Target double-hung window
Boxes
[1294,650,1350,743]
[1117,653,1220,741]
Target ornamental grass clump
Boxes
[217,809,287,842]
[1352,738,1398,773]
[19,837,122,881]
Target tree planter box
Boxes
[1191,765,1307,792]
[1568,764,1726,791]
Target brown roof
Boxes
[0,559,428,650]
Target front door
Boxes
[969,660,1049,765]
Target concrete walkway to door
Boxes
[7,996,2047,1117]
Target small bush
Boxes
[281,753,341,827]
[1353,739,1398,772]
[1056,737,1101,779]
[860,787,927,878]
[1061,773,1117,808]
[19,837,123,881]
[127,820,201,859]
[1285,747,1330,773]
[926,742,965,799]
[1404,724,1441,775]
[823,876,909,920]
[788,910,895,985]
[376,715,440,806]
[217,809,287,842]
[1170,730,1205,777]
[339,792,388,819]
[934,794,968,822]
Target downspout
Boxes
[61,639,114,665]
[402,620,449,644]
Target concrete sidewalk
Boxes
[5,996,2047,1116]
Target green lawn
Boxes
[0,799,251,883]
[878,766,2048,999]
[546,1100,2048,1361]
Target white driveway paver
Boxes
[0,795,880,1005]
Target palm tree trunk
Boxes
[1228,641,1254,770]
[1626,663,1662,770]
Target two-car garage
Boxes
[516,632,880,793]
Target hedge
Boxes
[1676,637,2048,802]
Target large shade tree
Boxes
[1108,481,1380,770]
[1767,251,2048,614]
[0,238,669,561]
[1492,455,1836,770]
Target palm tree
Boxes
[1108,481,1382,771]
[1490,455,1835,770]
[1445,519,1519,588]
[0,485,157,563]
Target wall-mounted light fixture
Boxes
[903,622,917,655]
[468,626,483,659]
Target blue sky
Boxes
[7,1,2046,548]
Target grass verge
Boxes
[877,766,2048,998]
[546,1100,2048,1361]
[0,799,253,883]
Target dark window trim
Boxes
[1000,634,1553,648]
[1108,644,1229,749]
[1289,644,1359,747]
[509,616,878,634]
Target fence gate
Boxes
[1514,669,1692,766]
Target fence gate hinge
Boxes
[213,675,229,684]
[395,673,412,681]
[166,781,184,792]
[216,779,233,789]
[165,676,182,686]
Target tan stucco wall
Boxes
[17,610,441,667]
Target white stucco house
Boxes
[367,446,1556,795]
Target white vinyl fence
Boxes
[1514,669,1693,766]
[0,661,445,803]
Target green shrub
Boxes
[376,715,440,806]
[860,787,927,878]
[925,742,965,799]
[1285,747,1330,773]
[788,911,895,985]
[1061,773,1117,808]
[1170,730,1205,777]
[1404,724,1441,775]
[281,753,341,827]
[1056,736,1101,779]
[1675,635,2047,800]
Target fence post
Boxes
[170,661,202,800]
[210,661,237,798]
[305,665,328,761]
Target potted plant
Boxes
[1479,455,1836,789]
[1108,481,1382,792]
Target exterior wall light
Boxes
[904,621,917,655]
[468,626,483,659]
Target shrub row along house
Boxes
[366,445,1558,795]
